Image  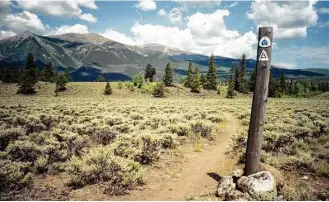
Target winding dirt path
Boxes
[109,113,238,200]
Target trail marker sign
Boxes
[259,50,269,61]
[259,36,271,48]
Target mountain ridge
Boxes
[0,31,328,81]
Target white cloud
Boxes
[101,29,136,45]
[158,9,166,16]
[273,63,296,69]
[228,2,238,8]
[247,1,318,39]
[174,0,221,9]
[55,24,89,35]
[168,7,184,24]
[127,9,257,58]
[319,7,329,15]
[79,13,97,23]
[136,0,156,11]
[0,30,16,39]
[3,11,47,34]
[16,0,97,23]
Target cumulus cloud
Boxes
[158,9,166,16]
[55,24,89,35]
[101,29,136,45]
[228,2,238,8]
[16,0,97,23]
[136,0,156,11]
[126,9,257,58]
[168,7,184,24]
[247,1,318,39]
[3,11,47,34]
[273,63,296,69]
[79,13,97,23]
[174,0,221,9]
[319,7,329,15]
[0,30,16,39]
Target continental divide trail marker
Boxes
[244,27,273,176]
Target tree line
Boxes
[226,54,329,98]
[1,52,329,98]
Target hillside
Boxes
[0,31,328,81]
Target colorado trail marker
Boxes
[259,36,271,48]
[259,50,269,61]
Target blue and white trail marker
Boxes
[259,36,271,48]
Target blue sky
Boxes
[0,0,329,69]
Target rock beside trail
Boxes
[225,190,251,201]
[237,171,277,200]
[232,169,244,181]
[260,163,284,188]
[216,176,236,198]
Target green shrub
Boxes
[68,146,144,195]
[190,121,213,139]
[0,160,33,193]
[5,140,42,162]
[152,83,165,98]
[92,127,119,145]
[282,182,317,201]
[0,127,25,151]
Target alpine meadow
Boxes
[1,0,329,201]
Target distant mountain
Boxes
[0,31,328,81]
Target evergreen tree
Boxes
[288,80,294,95]
[163,62,173,86]
[104,82,113,95]
[279,73,286,95]
[97,73,106,82]
[303,79,312,93]
[226,67,236,98]
[64,67,72,82]
[132,74,143,88]
[42,62,55,82]
[190,67,201,93]
[54,74,67,95]
[145,64,156,82]
[200,74,206,87]
[294,80,304,96]
[268,72,281,97]
[184,62,193,88]
[17,53,38,94]
[233,63,239,92]
[18,66,25,84]
[249,68,256,93]
[238,54,248,93]
[204,54,218,90]
[311,81,318,92]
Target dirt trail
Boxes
[108,113,238,200]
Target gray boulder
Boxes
[237,171,277,200]
[216,176,236,198]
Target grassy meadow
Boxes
[0,82,329,200]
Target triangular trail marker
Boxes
[259,50,269,61]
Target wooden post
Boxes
[244,27,273,176]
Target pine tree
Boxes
[42,62,55,82]
[97,73,106,82]
[200,74,206,87]
[204,54,218,90]
[145,64,156,82]
[190,67,201,93]
[226,67,236,98]
[233,63,239,92]
[249,68,256,93]
[163,62,173,86]
[294,80,304,96]
[54,74,67,95]
[303,79,311,93]
[311,81,318,92]
[279,73,286,95]
[104,82,113,95]
[238,54,248,93]
[184,62,193,88]
[268,72,281,97]
[64,67,72,82]
[288,80,294,95]
[17,53,38,94]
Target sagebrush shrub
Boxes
[68,146,144,195]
